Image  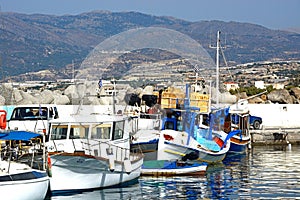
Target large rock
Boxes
[36,90,55,104]
[52,91,70,105]
[0,95,5,105]
[0,84,13,104]
[64,85,77,99]
[248,96,264,104]
[290,87,300,100]
[267,89,293,104]
[18,91,36,104]
[12,90,23,103]
[236,92,248,100]
[219,92,237,103]
[16,98,34,105]
[142,86,154,95]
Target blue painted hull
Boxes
[229,142,247,153]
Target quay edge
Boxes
[250,127,300,146]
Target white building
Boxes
[223,82,239,91]
[255,81,265,89]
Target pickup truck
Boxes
[231,114,263,130]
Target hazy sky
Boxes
[0,0,299,30]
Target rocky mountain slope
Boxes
[0,11,299,80]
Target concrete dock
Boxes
[250,127,300,146]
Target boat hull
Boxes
[0,170,49,200]
[229,136,251,153]
[162,141,228,163]
[132,129,229,164]
[131,140,158,161]
[141,160,207,176]
[49,154,143,193]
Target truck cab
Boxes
[7,104,59,134]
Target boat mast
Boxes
[216,31,220,107]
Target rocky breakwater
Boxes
[0,83,71,105]
[245,87,300,104]
[0,81,241,106]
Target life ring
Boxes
[0,110,7,130]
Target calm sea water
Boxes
[46,145,300,200]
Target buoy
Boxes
[0,110,7,130]
[124,158,132,174]
[108,153,115,172]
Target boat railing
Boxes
[0,139,46,171]
[80,139,142,163]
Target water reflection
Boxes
[48,184,142,200]
[47,145,300,199]
[140,176,207,199]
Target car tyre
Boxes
[253,120,261,130]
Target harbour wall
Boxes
[247,104,300,145]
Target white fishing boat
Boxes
[46,105,144,193]
[0,128,50,200]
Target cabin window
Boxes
[69,125,89,139]
[112,121,124,140]
[91,124,111,139]
[50,125,68,140]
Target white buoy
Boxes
[108,154,115,172]
[124,158,132,174]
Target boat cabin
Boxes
[46,113,134,154]
[49,121,124,141]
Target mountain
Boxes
[0,11,299,81]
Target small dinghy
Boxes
[141,160,207,176]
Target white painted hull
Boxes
[0,169,49,200]
[133,129,230,163]
[161,140,229,163]
[49,154,143,192]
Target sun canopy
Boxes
[0,131,40,141]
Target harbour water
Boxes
[46,145,300,199]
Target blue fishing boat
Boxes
[130,84,236,164]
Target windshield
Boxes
[10,107,48,120]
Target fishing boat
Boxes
[226,100,251,153]
[129,84,232,164]
[0,113,50,200]
[45,105,144,193]
[212,30,251,153]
